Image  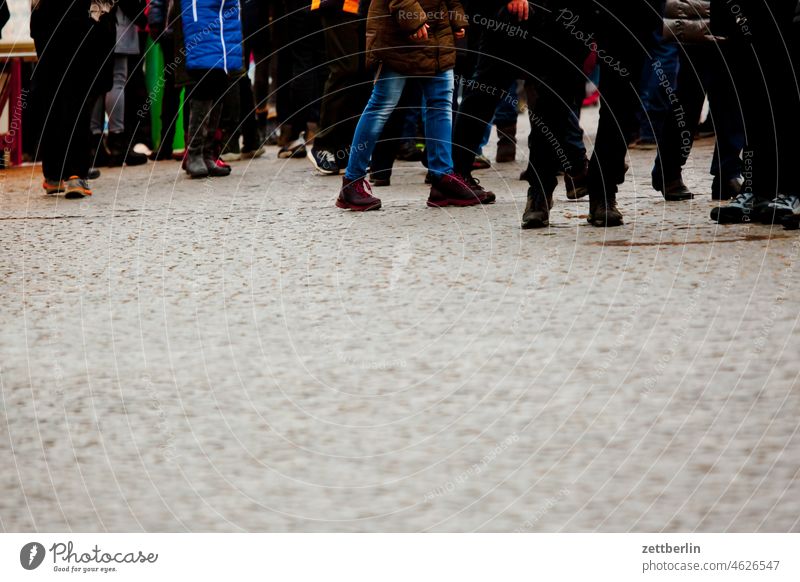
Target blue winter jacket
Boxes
[179,0,242,73]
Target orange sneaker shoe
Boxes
[63,176,93,199]
[42,178,64,195]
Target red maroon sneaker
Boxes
[427,173,484,207]
[464,174,496,204]
[337,177,382,211]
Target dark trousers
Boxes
[586,5,661,200]
[275,3,326,137]
[242,0,272,113]
[221,74,261,150]
[315,9,371,154]
[452,9,588,186]
[721,0,800,199]
[452,18,530,176]
[653,45,744,185]
[31,18,95,181]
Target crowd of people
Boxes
[24,0,800,228]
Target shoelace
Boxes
[452,173,474,189]
[773,194,796,207]
[356,180,375,199]
[466,176,483,189]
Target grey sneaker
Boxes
[710,191,757,223]
[63,176,92,199]
[759,193,800,224]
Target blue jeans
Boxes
[345,67,455,181]
[637,36,679,142]
[478,80,518,152]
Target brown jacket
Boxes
[365,0,468,76]
[663,0,715,43]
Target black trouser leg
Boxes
[239,75,260,150]
[32,23,93,180]
[652,47,707,186]
[220,77,241,150]
[452,27,521,176]
[316,11,370,154]
[587,38,649,201]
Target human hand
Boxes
[507,0,529,21]
[410,23,430,41]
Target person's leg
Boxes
[344,70,407,181]
[712,0,795,223]
[521,51,584,227]
[452,23,524,176]
[104,55,147,166]
[651,46,706,199]
[64,97,93,183]
[283,7,320,136]
[219,76,242,158]
[316,11,369,157]
[707,44,744,199]
[494,80,519,163]
[239,75,262,153]
[370,83,424,184]
[636,36,679,144]
[106,55,127,135]
[420,69,455,180]
[185,69,230,177]
[586,3,656,226]
[564,68,589,187]
[90,95,105,136]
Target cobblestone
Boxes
[1,108,799,532]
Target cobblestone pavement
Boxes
[2,108,799,532]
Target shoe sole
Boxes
[521,218,548,229]
[336,199,381,211]
[241,149,265,160]
[758,209,795,225]
[711,209,752,224]
[43,180,65,195]
[64,190,91,199]
[427,198,482,208]
[427,187,483,208]
[781,215,800,230]
[588,216,623,227]
[370,180,391,187]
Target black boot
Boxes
[711,175,743,201]
[89,133,111,167]
[588,192,623,227]
[203,103,231,177]
[521,182,555,229]
[652,173,693,201]
[186,99,211,178]
[106,132,147,167]
[565,159,589,200]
